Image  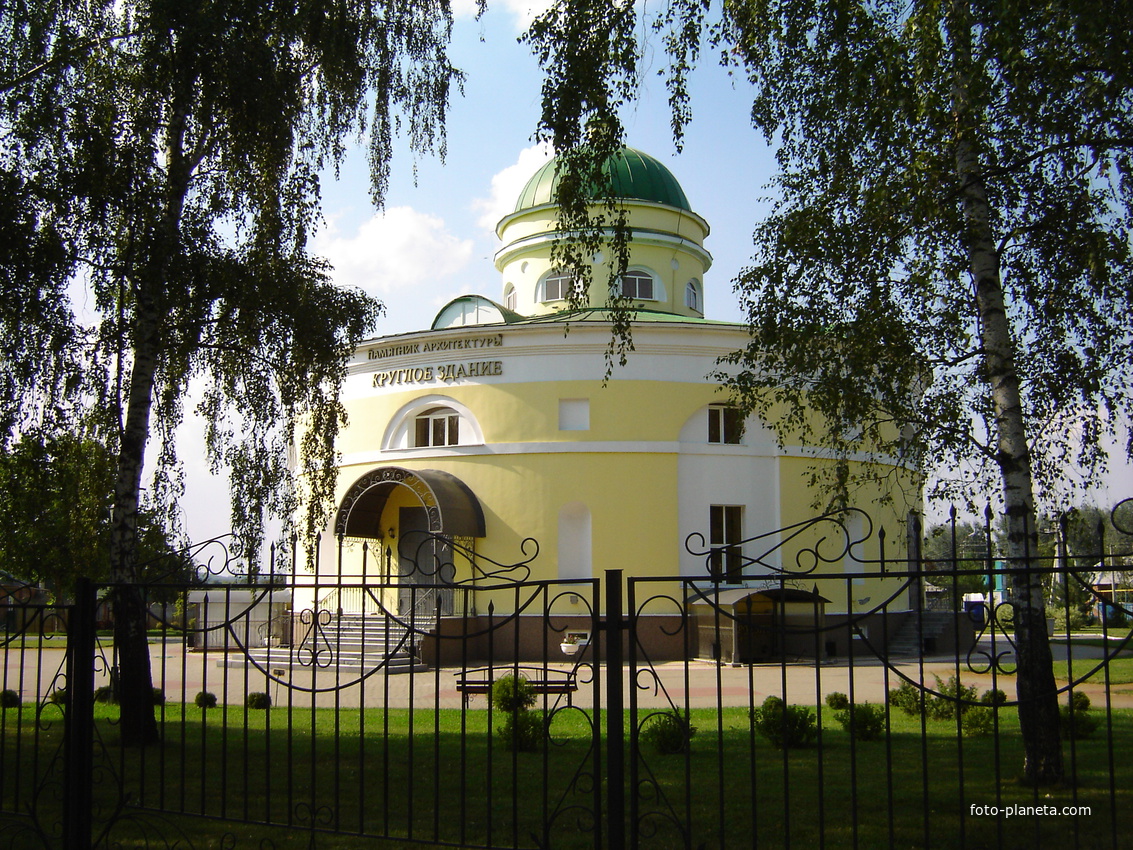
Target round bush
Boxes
[497,710,545,752]
[887,681,924,716]
[752,696,817,749]
[825,692,850,711]
[94,686,118,704]
[491,674,536,713]
[980,688,1008,706]
[962,705,995,737]
[1069,691,1091,712]
[834,702,885,741]
[0,689,21,709]
[1060,704,1098,739]
[640,711,697,755]
[246,692,272,709]
[195,691,218,709]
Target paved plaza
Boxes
[7,638,1129,711]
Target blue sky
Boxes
[309,2,776,336]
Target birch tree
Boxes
[1,0,467,744]
[526,0,1133,783]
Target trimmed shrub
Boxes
[246,692,272,709]
[962,705,995,737]
[491,675,536,713]
[833,702,885,741]
[926,676,977,721]
[1061,692,1097,739]
[640,711,697,755]
[497,709,545,752]
[887,680,924,716]
[0,689,20,709]
[980,688,1008,707]
[752,696,817,749]
[195,691,218,709]
[48,689,68,706]
[824,692,850,711]
[94,686,118,704]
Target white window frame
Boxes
[708,405,743,444]
[542,271,579,302]
[414,407,460,448]
[618,269,655,300]
[685,280,700,312]
[710,504,744,585]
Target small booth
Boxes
[688,586,829,664]
[185,588,292,650]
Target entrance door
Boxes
[397,507,455,617]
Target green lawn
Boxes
[1,702,1129,849]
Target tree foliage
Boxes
[525,0,1133,784]
[1,0,469,744]
[0,433,192,599]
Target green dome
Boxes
[514,148,691,213]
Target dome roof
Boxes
[514,148,691,213]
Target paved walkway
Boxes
[8,639,1131,710]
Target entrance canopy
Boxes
[334,467,486,539]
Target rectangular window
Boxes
[708,406,742,444]
[415,410,459,447]
[710,505,744,584]
[620,272,654,300]
[545,273,578,302]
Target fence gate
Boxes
[2,505,1132,849]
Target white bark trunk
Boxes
[950,0,1062,783]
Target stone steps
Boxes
[226,613,433,673]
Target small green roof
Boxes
[514,148,692,213]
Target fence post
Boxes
[63,577,96,850]
[605,569,625,850]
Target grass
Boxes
[2,701,1130,849]
[1055,657,1133,685]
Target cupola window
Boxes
[619,270,655,300]
[542,272,579,302]
[685,280,700,312]
[414,407,460,447]
[504,285,517,311]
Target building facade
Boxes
[299,148,916,660]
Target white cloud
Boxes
[451,0,555,30]
[472,143,554,233]
[315,206,474,297]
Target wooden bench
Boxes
[454,667,578,708]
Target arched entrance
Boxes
[334,467,485,616]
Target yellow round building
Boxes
[302,148,917,662]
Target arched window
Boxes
[542,271,577,302]
[708,405,742,444]
[382,396,484,451]
[414,407,460,447]
[685,280,700,312]
[504,285,517,311]
[619,270,655,300]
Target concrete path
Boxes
[6,639,1130,711]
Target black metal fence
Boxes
[1,505,1131,849]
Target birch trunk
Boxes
[109,65,196,746]
[950,0,1063,784]
[109,297,161,745]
